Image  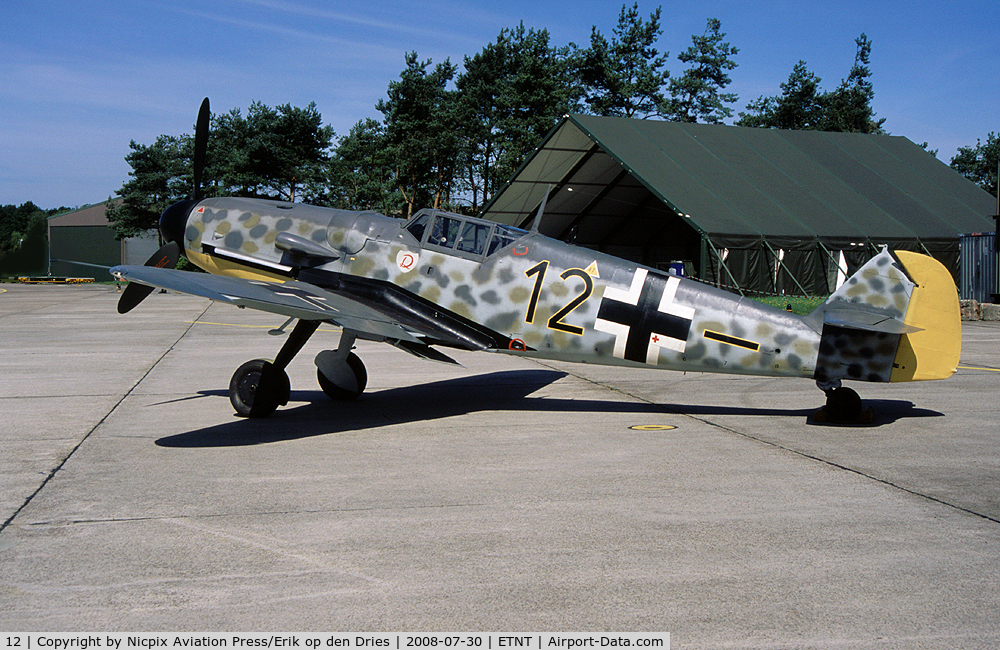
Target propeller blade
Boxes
[120,98,205,314]
[117,242,181,314]
[192,97,210,201]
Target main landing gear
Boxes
[227,320,367,418]
[814,379,874,424]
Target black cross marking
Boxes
[595,270,693,364]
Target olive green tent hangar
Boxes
[479,115,995,296]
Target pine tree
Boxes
[737,61,824,130]
[579,3,670,118]
[736,34,884,134]
[821,34,886,134]
[663,18,739,123]
[457,24,578,212]
[951,133,1000,197]
[106,134,190,239]
[327,118,398,214]
[376,52,460,217]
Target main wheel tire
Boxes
[317,351,367,401]
[825,386,862,422]
[229,359,288,418]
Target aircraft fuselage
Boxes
[179,197,825,380]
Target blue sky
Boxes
[2,0,997,209]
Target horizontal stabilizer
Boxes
[823,308,923,334]
[815,248,915,329]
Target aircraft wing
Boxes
[110,265,516,353]
[110,264,425,344]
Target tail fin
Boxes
[816,248,920,334]
[811,248,960,384]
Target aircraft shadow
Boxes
[158,369,658,447]
[804,399,944,428]
[155,370,944,447]
[659,399,942,426]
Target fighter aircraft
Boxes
[112,99,961,421]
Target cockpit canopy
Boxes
[404,209,527,260]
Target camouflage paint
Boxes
[178,198,855,382]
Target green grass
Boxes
[750,294,826,315]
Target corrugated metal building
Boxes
[47,201,158,279]
[960,232,997,302]
[481,116,996,296]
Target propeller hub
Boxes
[159,199,195,249]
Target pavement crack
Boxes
[535,358,1000,528]
[669,408,1000,527]
[0,303,212,534]
[26,501,491,528]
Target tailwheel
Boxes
[229,359,290,418]
[825,386,862,422]
[813,386,876,424]
[316,351,367,401]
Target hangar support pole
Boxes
[817,241,847,295]
[703,236,745,296]
[762,239,810,297]
[915,238,935,260]
[866,240,880,262]
[699,236,708,285]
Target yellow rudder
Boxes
[890,250,961,382]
